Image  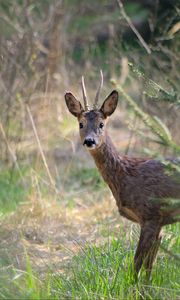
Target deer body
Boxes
[65,82,180,277]
[90,133,180,225]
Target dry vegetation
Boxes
[0,0,179,298]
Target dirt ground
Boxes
[0,192,134,278]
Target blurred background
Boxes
[0,0,179,298]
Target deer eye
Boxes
[79,122,83,129]
[99,122,104,129]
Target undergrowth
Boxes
[51,225,180,300]
[0,224,179,300]
[0,167,28,215]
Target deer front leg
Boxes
[144,233,162,279]
[134,222,161,277]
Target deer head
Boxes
[65,72,118,150]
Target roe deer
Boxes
[65,72,180,277]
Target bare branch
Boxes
[26,105,56,188]
[117,0,151,55]
[0,122,25,184]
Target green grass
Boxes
[51,238,136,300]
[0,267,52,300]
[0,167,28,215]
[51,226,180,300]
[0,224,179,300]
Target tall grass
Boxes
[0,223,179,300]
[51,224,180,300]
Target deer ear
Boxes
[65,92,84,117]
[100,90,118,118]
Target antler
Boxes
[81,76,90,111]
[93,70,103,109]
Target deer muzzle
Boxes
[83,137,96,149]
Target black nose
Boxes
[83,138,96,147]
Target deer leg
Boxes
[144,232,162,279]
[134,222,161,276]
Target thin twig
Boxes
[26,105,55,188]
[117,0,151,54]
[0,13,23,34]
[0,122,25,184]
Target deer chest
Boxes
[119,206,140,223]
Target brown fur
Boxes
[65,90,180,277]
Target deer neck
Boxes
[89,134,123,198]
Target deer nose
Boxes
[83,137,96,148]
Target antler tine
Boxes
[81,76,90,111]
[93,69,103,109]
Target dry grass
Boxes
[0,186,134,277]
